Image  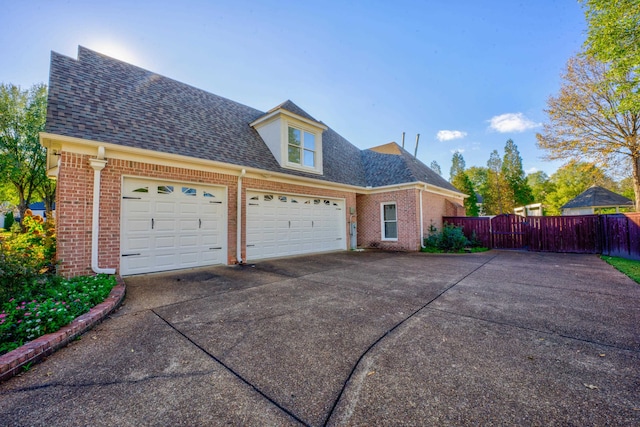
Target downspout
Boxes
[420,186,426,249]
[237,169,246,264]
[89,147,116,274]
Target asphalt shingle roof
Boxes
[45,46,462,194]
[561,186,633,209]
[362,143,460,192]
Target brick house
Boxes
[41,47,465,277]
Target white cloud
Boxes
[437,130,467,141]
[488,113,540,133]
[526,167,538,174]
[450,148,465,154]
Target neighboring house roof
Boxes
[45,47,462,194]
[561,186,633,209]
[28,202,55,210]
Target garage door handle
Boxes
[199,219,201,229]
[122,253,141,257]
[209,247,222,250]
[151,218,154,229]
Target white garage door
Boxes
[120,178,226,275]
[246,191,346,260]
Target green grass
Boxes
[601,256,640,284]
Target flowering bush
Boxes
[0,212,56,302]
[0,274,116,355]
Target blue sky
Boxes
[2,0,587,178]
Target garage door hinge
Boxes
[122,253,141,257]
[123,196,142,200]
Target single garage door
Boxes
[246,191,346,260]
[120,178,227,275]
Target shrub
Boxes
[423,223,470,252]
[3,211,14,230]
[0,213,56,302]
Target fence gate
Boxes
[490,214,529,249]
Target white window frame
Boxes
[381,202,398,241]
[287,125,317,169]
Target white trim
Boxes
[237,169,246,264]
[250,108,328,131]
[419,188,425,248]
[380,202,398,241]
[89,148,116,274]
[39,132,466,197]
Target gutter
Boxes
[237,169,246,264]
[89,147,116,274]
[420,186,426,249]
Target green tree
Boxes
[502,139,533,208]
[483,150,509,215]
[581,0,640,114]
[537,55,640,211]
[526,171,555,204]
[544,161,612,215]
[430,160,442,176]
[449,152,465,182]
[466,166,488,192]
[618,175,636,202]
[448,152,479,216]
[455,173,479,217]
[0,83,50,220]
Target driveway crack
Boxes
[150,309,311,427]
[322,253,500,426]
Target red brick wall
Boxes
[421,191,466,235]
[56,152,358,277]
[356,189,421,251]
[56,153,93,277]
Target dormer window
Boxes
[288,127,316,167]
[250,101,326,175]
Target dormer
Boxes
[250,100,327,175]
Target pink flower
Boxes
[0,313,6,318]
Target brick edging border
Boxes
[0,276,126,383]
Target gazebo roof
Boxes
[561,186,633,209]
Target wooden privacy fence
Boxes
[443,213,640,260]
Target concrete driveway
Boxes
[1,250,639,426]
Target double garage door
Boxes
[120,179,346,274]
[120,178,227,275]
[246,191,346,260]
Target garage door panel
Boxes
[124,236,151,251]
[246,191,345,260]
[155,201,177,215]
[180,202,198,215]
[121,178,227,275]
[125,218,151,233]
